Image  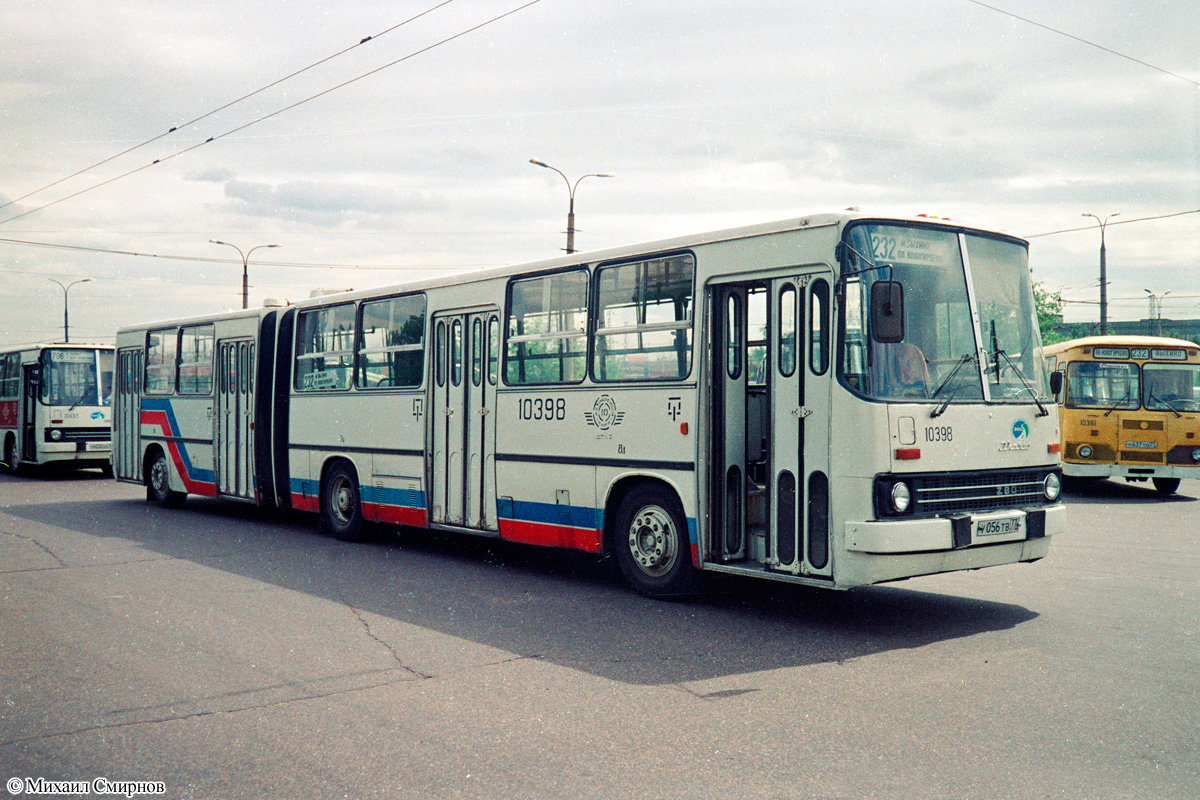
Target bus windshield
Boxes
[839,223,1048,405]
[41,349,113,406]
[1143,362,1200,413]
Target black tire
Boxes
[147,449,186,509]
[1152,477,1181,496]
[321,461,365,542]
[2,437,15,474]
[613,484,700,599]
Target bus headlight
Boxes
[890,481,911,513]
[49,429,63,441]
[1077,444,1093,459]
[1043,472,1062,502]
[1192,448,1200,463]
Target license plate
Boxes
[85,441,111,451]
[1124,440,1157,449]
[975,514,1023,537]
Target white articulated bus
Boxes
[1,343,114,473]
[112,211,1064,596]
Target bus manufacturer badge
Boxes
[584,395,624,431]
[1000,419,1031,451]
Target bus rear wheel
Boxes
[321,461,365,542]
[1153,478,1181,496]
[614,484,700,599]
[147,450,186,509]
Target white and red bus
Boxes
[1,344,114,474]
[112,211,1064,596]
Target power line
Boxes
[1026,208,1200,238]
[0,0,543,227]
[0,0,459,215]
[965,1,1200,88]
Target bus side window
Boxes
[145,328,178,395]
[810,279,830,375]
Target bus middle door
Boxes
[215,339,255,500]
[430,310,499,531]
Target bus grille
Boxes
[51,427,110,443]
[875,467,1057,518]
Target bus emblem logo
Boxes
[1012,420,1029,439]
[585,395,624,431]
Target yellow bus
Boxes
[1045,335,1200,494]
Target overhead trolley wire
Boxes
[0,0,542,226]
[0,0,459,216]
[965,1,1200,88]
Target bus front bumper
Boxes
[1062,462,1200,480]
[839,505,1063,587]
[845,504,1065,555]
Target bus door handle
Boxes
[792,407,813,419]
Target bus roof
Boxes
[1044,335,1200,356]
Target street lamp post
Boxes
[210,240,281,309]
[48,278,92,343]
[1082,212,1119,335]
[529,159,613,254]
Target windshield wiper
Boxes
[989,348,1049,417]
[1147,391,1183,418]
[1102,390,1131,417]
[930,353,977,418]
[68,385,94,412]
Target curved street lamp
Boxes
[48,277,92,343]
[1082,212,1119,335]
[210,240,280,309]
[529,159,613,254]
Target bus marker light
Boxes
[1048,443,1061,454]
[680,422,688,435]
[895,448,921,460]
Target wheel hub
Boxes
[628,506,676,576]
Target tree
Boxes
[1034,282,1067,345]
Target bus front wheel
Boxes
[1153,478,1181,496]
[614,484,700,599]
[147,450,186,509]
[321,461,365,542]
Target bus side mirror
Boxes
[1050,370,1063,397]
[27,365,41,388]
[870,281,904,343]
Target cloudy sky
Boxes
[2,0,1198,345]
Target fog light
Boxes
[49,429,63,441]
[1078,444,1093,459]
[1043,472,1062,502]
[890,481,911,513]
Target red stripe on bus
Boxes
[498,518,603,553]
[140,409,216,496]
[362,502,427,528]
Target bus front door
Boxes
[430,310,499,531]
[709,272,833,579]
[215,339,255,500]
[113,348,143,482]
[21,364,39,464]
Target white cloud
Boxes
[1,0,1198,344]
